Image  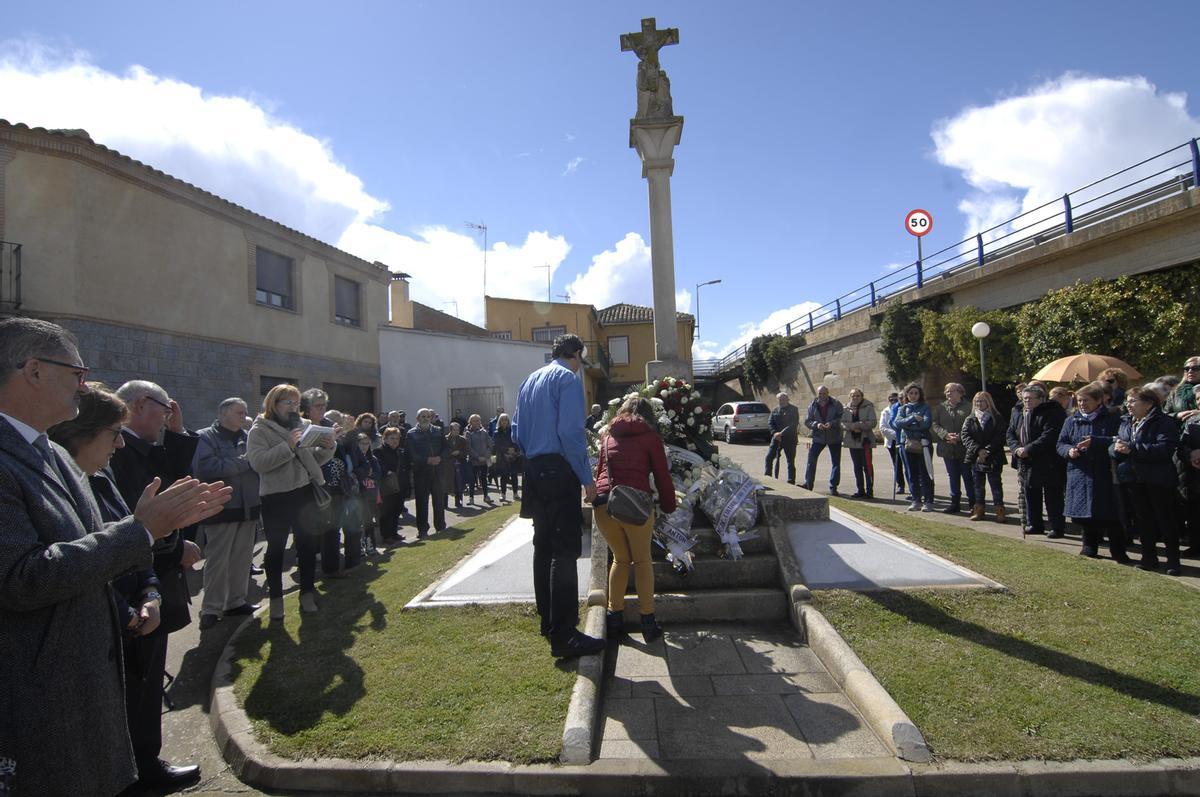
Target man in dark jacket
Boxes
[802,385,843,495]
[764,392,800,484]
[408,408,448,537]
[109,380,202,790]
[191,397,261,630]
[1006,383,1067,537]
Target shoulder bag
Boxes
[604,436,654,526]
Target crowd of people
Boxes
[762,358,1200,575]
[0,316,539,796]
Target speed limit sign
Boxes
[905,209,933,237]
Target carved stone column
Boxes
[630,115,690,383]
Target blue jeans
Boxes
[804,442,841,489]
[904,450,934,505]
[971,468,1003,506]
[943,457,972,504]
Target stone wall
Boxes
[23,313,381,425]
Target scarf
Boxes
[973,409,991,425]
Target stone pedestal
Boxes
[631,116,691,383]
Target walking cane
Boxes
[773,426,791,480]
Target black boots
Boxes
[606,609,624,640]
[640,612,663,643]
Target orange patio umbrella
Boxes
[1031,353,1142,384]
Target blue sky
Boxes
[3,1,1198,358]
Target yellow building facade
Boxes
[483,296,695,403]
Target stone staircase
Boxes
[615,523,789,625]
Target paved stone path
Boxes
[598,623,890,762]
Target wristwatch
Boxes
[142,591,163,603]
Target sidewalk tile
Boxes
[784,692,890,759]
[664,632,746,675]
[732,636,826,674]
[711,672,839,696]
[655,694,814,760]
[614,639,670,677]
[601,697,658,741]
[598,738,661,759]
[629,675,715,698]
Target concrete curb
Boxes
[800,602,932,763]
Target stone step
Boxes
[618,588,788,625]
[629,553,779,592]
[683,525,772,557]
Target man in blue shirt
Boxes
[513,334,604,659]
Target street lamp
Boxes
[972,321,991,393]
[695,279,722,340]
[465,221,487,295]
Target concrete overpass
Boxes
[693,139,1200,405]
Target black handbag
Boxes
[380,472,401,496]
[904,437,924,455]
[155,563,192,634]
[603,437,654,525]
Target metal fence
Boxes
[692,138,1200,378]
[0,241,20,309]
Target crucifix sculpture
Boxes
[620,17,679,119]
[619,18,689,382]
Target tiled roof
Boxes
[0,120,389,277]
[597,303,694,326]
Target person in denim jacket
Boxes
[892,383,935,512]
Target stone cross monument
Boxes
[621,17,690,382]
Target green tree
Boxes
[876,303,924,385]
[919,305,1024,384]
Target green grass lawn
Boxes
[822,498,1200,762]
[229,503,576,764]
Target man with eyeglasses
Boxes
[0,317,231,796]
[109,380,204,790]
[1165,357,1200,424]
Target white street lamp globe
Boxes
[971,321,991,339]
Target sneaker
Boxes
[907,502,921,512]
[921,503,934,512]
[1166,566,1182,576]
[1046,530,1065,539]
[199,613,221,631]
[550,630,605,659]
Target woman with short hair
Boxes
[246,384,335,619]
[842,388,877,498]
[376,426,409,544]
[465,414,494,504]
[593,396,676,642]
[1110,385,1181,574]
[492,413,521,501]
[1058,382,1127,563]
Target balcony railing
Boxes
[0,241,20,309]
[583,340,611,376]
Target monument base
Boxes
[646,358,692,383]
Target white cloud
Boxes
[692,300,821,361]
[562,156,584,176]
[564,232,652,309]
[338,223,570,326]
[564,132,577,142]
[675,289,691,313]
[933,74,1200,242]
[0,41,387,244]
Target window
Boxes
[334,276,361,327]
[490,330,513,340]
[607,335,630,365]
[260,375,297,396]
[323,382,376,416]
[255,247,294,310]
[532,325,566,343]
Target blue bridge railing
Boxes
[693,137,1200,377]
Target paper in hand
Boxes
[299,424,335,447]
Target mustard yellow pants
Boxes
[595,503,655,614]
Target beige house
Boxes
[0,120,389,418]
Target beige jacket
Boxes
[246,416,333,496]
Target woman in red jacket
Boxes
[594,395,677,643]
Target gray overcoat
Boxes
[0,417,153,796]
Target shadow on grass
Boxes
[864,588,1200,715]
[236,561,389,735]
